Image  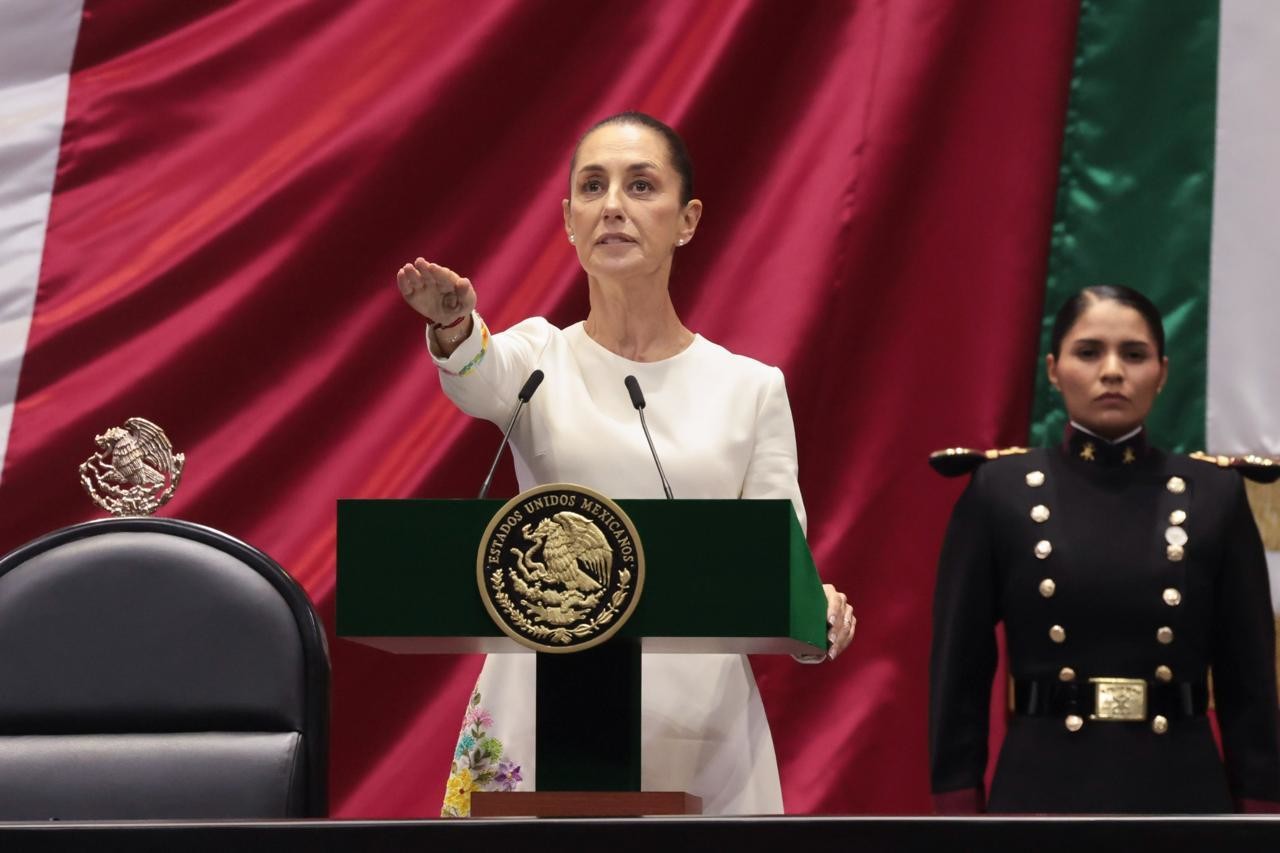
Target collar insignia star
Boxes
[1080,441,1096,462]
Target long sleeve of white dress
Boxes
[431,312,806,816]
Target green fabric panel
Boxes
[1030,0,1219,453]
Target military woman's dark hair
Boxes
[569,111,695,205]
[1049,285,1166,358]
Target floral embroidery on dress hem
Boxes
[441,687,523,817]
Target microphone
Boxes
[624,375,674,499]
[478,370,544,499]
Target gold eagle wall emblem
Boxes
[477,484,645,653]
[79,417,185,516]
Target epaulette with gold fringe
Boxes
[1188,451,1280,484]
[929,446,1029,478]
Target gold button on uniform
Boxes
[1170,509,1187,526]
[1049,625,1066,643]
[1065,715,1084,732]
[1026,470,1045,487]
[1167,544,1185,562]
[1165,526,1188,547]
[1152,715,1169,735]
[1163,588,1182,607]
[1157,626,1174,644]
[1030,504,1050,523]
[1059,667,1076,682]
[1039,578,1056,598]
[1167,476,1186,494]
[1035,540,1053,559]
[1155,665,1173,682]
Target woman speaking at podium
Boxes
[396,112,855,816]
[929,286,1280,813]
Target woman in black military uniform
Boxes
[929,285,1280,813]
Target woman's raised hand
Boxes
[396,259,477,324]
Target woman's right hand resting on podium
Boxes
[396,258,477,356]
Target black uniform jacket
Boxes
[929,428,1280,813]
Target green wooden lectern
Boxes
[337,498,827,815]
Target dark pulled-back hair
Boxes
[1049,285,1166,358]
[569,111,695,205]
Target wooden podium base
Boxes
[470,791,702,817]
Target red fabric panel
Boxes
[1,0,1077,815]
[932,787,985,815]
[1239,798,1280,814]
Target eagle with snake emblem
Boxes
[478,484,644,651]
[514,512,613,593]
[79,417,185,516]
[507,512,617,627]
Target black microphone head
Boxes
[624,375,645,409]
[518,369,545,402]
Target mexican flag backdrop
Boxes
[0,0,1274,815]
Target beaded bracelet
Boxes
[427,314,467,330]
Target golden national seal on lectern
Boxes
[477,483,645,653]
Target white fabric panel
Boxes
[1212,2,1280,616]
[1208,0,1280,456]
[0,0,82,483]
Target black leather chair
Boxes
[0,518,329,819]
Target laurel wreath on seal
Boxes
[489,567,633,645]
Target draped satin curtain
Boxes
[0,0,1079,814]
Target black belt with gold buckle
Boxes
[1013,677,1208,721]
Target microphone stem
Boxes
[637,408,674,500]
[478,401,525,500]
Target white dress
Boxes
[432,313,806,816]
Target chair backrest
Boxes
[0,518,329,819]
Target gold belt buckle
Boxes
[1090,677,1147,721]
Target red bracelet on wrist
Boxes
[428,314,467,330]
